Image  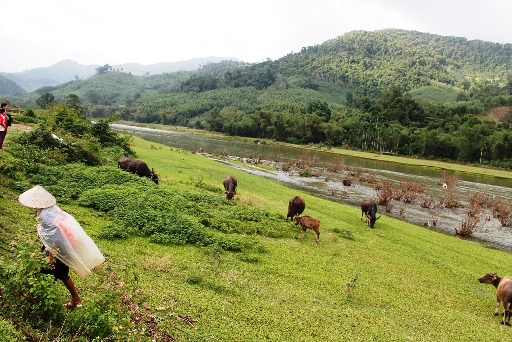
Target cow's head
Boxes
[294,216,302,225]
[150,169,159,184]
[225,190,234,200]
[367,213,381,228]
[479,272,498,284]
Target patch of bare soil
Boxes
[9,123,34,133]
[487,106,509,123]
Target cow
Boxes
[294,215,320,243]
[287,196,306,221]
[478,272,512,325]
[360,198,380,228]
[223,175,237,200]
[118,157,159,184]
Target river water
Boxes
[112,124,512,253]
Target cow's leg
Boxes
[495,297,501,315]
[502,303,510,325]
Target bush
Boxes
[98,223,129,240]
[78,182,291,250]
[0,318,23,342]
[32,164,150,201]
[0,236,65,331]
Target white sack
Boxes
[38,205,105,278]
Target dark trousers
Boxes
[0,130,5,149]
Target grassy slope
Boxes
[72,137,512,341]
[4,131,512,341]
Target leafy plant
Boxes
[0,236,65,331]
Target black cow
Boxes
[360,198,380,228]
[223,175,237,200]
[287,196,306,221]
[118,157,159,184]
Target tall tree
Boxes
[36,93,55,109]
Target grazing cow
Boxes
[479,272,512,325]
[294,215,320,243]
[223,175,237,200]
[360,198,380,228]
[118,157,159,184]
[287,196,305,221]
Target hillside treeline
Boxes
[4,29,512,167]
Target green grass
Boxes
[84,137,512,340]
[3,134,512,341]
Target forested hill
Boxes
[6,29,512,167]
[278,29,512,97]
[0,74,26,96]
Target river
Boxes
[111,124,512,253]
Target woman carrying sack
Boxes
[18,185,105,308]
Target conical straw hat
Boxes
[18,185,56,208]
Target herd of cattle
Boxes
[118,157,511,326]
[116,157,383,244]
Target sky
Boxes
[1,0,511,73]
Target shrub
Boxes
[0,317,23,341]
[32,164,150,201]
[0,236,65,331]
[98,223,129,240]
[454,210,481,236]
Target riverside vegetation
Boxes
[1,107,512,341]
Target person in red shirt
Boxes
[0,108,7,151]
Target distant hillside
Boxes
[0,74,27,96]
[6,29,512,165]
[112,56,241,76]
[1,57,241,93]
[10,29,512,106]
[1,60,97,93]
[13,60,247,108]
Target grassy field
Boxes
[66,137,512,340]
[4,131,512,341]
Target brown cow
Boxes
[118,157,159,184]
[360,198,380,228]
[479,272,512,325]
[294,215,320,243]
[223,175,237,200]
[287,196,305,221]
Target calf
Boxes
[478,272,512,325]
[223,175,237,200]
[294,215,320,243]
[287,196,305,221]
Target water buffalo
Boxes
[294,215,320,243]
[223,175,237,200]
[287,196,305,221]
[118,157,159,184]
[360,198,380,228]
[479,272,512,325]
